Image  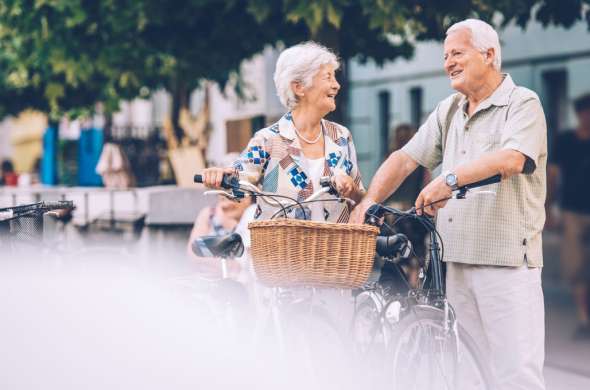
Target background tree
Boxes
[0,0,305,135]
[1,0,589,127]
[246,0,590,123]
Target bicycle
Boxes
[350,175,501,390]
[194,172,369,387]
[194,172,495,389]
[0,200,75,257]
[183,232,252,337]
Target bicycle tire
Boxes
[387,305,492,390]
[349,291,393,388]
[350,291,388,358]
[282,302,351,388]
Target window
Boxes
[542,70,568,155]
[409,87,423,128]
[378,91,391,161]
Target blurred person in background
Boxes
[201,41,364,223]
[189,152,254,277]
[547,93,590,339]
[1,159,18,186]
[187,194,253,277]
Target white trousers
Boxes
[447,262,545,390]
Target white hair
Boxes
[273,41,340,110]
[446,19,502,71]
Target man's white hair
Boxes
[273,41,340,110]
[446,19,502,71]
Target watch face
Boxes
[446,174,457,187]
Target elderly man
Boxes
[352,19,546,389]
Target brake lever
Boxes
[319,176,338,196]
[204,190,240,201]
[454,188,496,200]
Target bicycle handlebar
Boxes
[459,174,501,191]
[194,171,351,219]
[42,200,74,210]
[0,200,74,214]
[194,174,238,190]
[0,200,75,221]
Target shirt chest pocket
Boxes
[472,132,502,153]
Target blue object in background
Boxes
[78,127,103,186]
[41,125,58,185]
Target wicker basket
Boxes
[248,219,379,288]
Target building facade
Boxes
[347,20,590,179]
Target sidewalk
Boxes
[542,229,590,383]
[545,296,590,376]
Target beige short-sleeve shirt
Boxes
[402,74,547,267]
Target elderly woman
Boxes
[202,42,364,222]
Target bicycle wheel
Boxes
[283,302,351,388]
[350,291,395,388]
[351,291,388,358]
[388,305,491,390]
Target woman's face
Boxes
[299,63,340,114]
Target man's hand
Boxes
[350,197,376,224]
[415,176,452,216]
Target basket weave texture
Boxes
[248,219,379,288]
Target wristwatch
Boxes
[443,171,459,191]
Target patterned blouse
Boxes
[232,112,364,223]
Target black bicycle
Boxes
[0,200,74,254]
[351,175,501,390]
[195,172,498,389]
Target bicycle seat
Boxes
[191,233,244,259]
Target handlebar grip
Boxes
[462,174,502,190]
[319,176,338,196]
[376,233,412,259]
[194,173,236,189]
[364,204,384,226]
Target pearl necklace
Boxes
[293,123,323,144]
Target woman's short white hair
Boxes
[273,41,340,110]
[446,19,502,71]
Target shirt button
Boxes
[461,150,466,154]
[448,218,453,223]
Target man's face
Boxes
[443,29,493,94]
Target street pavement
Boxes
[544,299,590,389]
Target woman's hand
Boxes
[201,167,236,189]
[333,173,357,199]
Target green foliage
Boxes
[0,0,589,120]
[0,0,302,118]
[249,0,590,62]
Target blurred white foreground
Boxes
[0,247,363,390]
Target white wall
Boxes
[0,117,14,161]
[206,46,283,162]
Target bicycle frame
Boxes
[362,173,503,336]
